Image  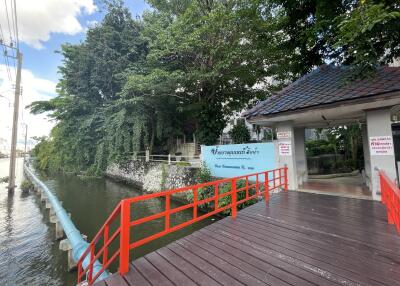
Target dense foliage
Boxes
[30,0,400,174]
[188,165,257,215]
[229,121,251,144]
[306,125,364,173]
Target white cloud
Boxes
[0,0,96,49]
[0,64,56,151]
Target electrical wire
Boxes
[12,0,18,48]
[9,1,17,72]
[0,0,19,89]
[0,21,5,42]
[0,20,13,82]
[9,0,16,47]
[3,0,13,45]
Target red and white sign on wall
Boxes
[277,131,292,140]
[278,141,292,156]
[369,136,394,156]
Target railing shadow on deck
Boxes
[77,167,288,285]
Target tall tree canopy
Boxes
[30,0,400,174]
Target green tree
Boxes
[229,121,251,144]
[334,1,400,73]
[30,1,148,173]
[143,0,268,145]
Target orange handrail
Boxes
[379,170,400,232]
[77,167,288,285]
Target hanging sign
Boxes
[278,141,292,156]
[277,131,292,140]
[369,136,394,156]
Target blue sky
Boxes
[21,0,150,82]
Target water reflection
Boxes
[0,158,214,285]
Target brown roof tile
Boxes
[243,65,400,119]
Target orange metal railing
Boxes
[77,167,288,285]
[380,170,400,232]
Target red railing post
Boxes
[193,187,198,219]
[165,194,170,230]
[264,171,269,201]
[380,173,386,205]
[246,176,249,199]
[103,225,109,266]
[119,199,130,275]
[396,196,400,232]
[77,263,83,284]
[214,184,219,211]
[232,178,237,218]
[256,174,259,196]
[284,166,288,191]
[88,244,95,283]
[388,190,394,225]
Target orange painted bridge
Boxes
[95,191,400,286]
[77,168,400,286]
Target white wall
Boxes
[276,122,298,190]
[366,108,396,200]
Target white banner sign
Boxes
[278,141,292,156]
[369,136,394,156]
[277,131,292,140]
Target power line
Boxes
[9,0,17,72]
[3,0,13,45]
[0,18,13,82]
[4,0,18,74]
[0,21,5,41]
[12,0,18,48]
[3,51,12,81]
[9,0,16,46]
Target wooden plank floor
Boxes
[97,191,400,286]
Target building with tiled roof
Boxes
[243,65,400,201]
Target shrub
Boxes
[176,161,191,167]
[187,165,259,215]
[306,140,336,156]
[187,165,214,207]
[229,121,250,144]
[20,180,33,191]
[218,179,258,215]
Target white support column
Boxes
[361,124,371,189]
[276,122,298,190]
[294,127,307,186]
[366,108,396,201]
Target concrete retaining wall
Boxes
[105,161,198,201]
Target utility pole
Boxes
[7,50,22,192]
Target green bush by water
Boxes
[187,166,259,216]
[20,180,34,191]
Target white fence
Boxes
[133,150,201,167]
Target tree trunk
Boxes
[149,117,155,154]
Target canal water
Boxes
[0,158,215,286]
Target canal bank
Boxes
[0,158,215,286]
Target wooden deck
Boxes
[96,191,400,286]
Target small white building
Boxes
[244,65,400,201]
